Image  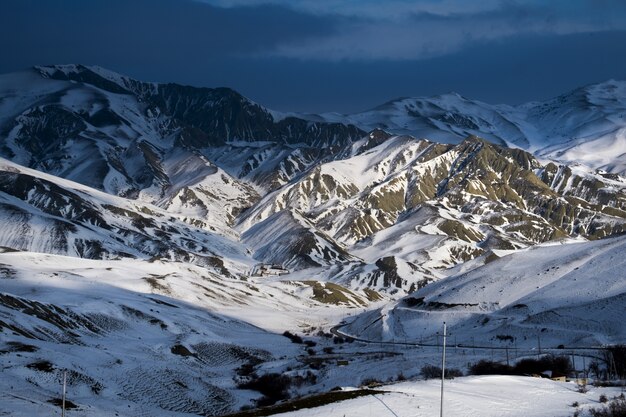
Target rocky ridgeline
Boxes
[0,66,625,294]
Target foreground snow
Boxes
[277,376,621,417]
[1,236,625,416]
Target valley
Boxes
[1,65,625,416]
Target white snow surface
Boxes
[317,80,626,174]
[1,67,626,417]
[0,250,374,416]
[343,234,626,348]
[2,233,625,416]
[275,376,622,417]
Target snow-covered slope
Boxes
[241,133,626,276]
[522,80,626,172]
[319,93,526,146]
[273,376,622,417]
[1,66,626,295]
[0,156,252,272]
[0,65,363,192]
[0,251,304,416]
[1,65,626,417]
[342,234,626,348]
[242,209,355,270]
[318,80,626,174]
[0,64,365,244]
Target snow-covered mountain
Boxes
[342,233,626,348]
[316,80,626,174]
[1,65,626,291]
[2,65,626,416]
[241,132,626,275]
[0,65,364,196]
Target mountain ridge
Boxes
[2,65,626,416]
[1,67,626,269]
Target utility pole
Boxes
[440,322,447,417]
[609,351,619,382]
[537,335,541,359]
[62,370,67,417]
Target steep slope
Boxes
[36,64,365,148]
[0,65,363,202]
[0,251,305,416]
[522,80,626,172]
[342,234,626,348]
[240,134,626,275]
[202,141,331,191]
[0,66,270,236]
[0,157,252,274]
[242,209,355,270]
[319,80,626,174]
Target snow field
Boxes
[274,376,623,417]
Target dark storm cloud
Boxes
[0,0,334,74]
[0,0,625,113]
[216,30,626,112]
[261,0,626,60]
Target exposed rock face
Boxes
[243,134,625,255]
[1,65,626,295]
[0,159,251,280]
[4,66,626,417]
[0,65,363,194]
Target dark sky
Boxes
[1,0,625,113]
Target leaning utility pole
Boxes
[440,322,447,417]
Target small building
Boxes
[532,370,567,382]
[250,263,290,277]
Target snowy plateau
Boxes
[0,65,625,417]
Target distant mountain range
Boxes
[316,80,626,174]
[0,64,625,295]
[2,64,626,417]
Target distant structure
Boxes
[250,264,289,277]
[531,370,568,382]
